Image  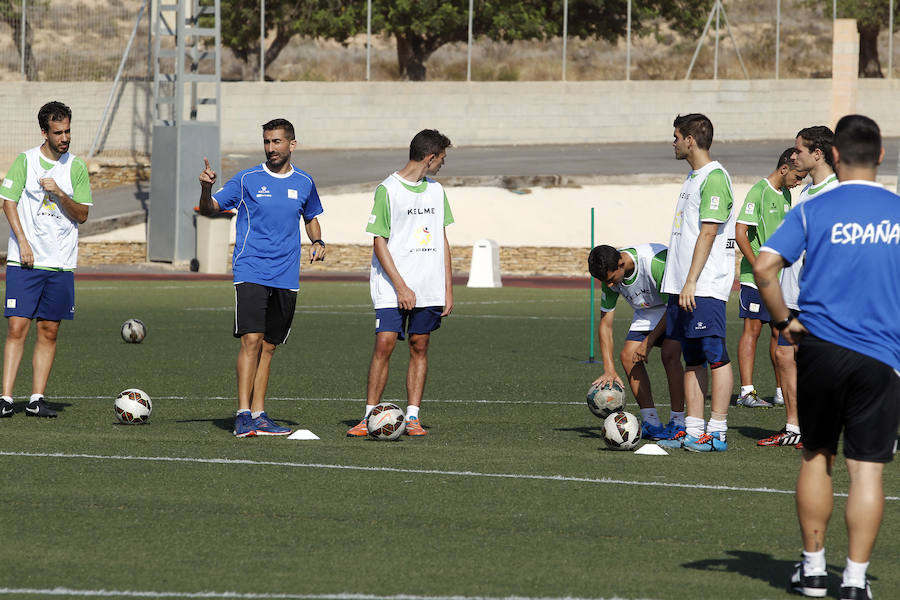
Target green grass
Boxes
[0,280,897,599]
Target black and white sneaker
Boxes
[0,398,13,418]
[840,580,872,600]
[25,397,57,418]
[790,562,827,597]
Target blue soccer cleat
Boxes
[641,421,668,440]
[233,412,256,438]
[683,431,728,452]
[252,412,291,436]
[656,429,687,449]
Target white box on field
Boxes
[466,239,502,288]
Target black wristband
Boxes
[311,239,325,247]
[774,314,794,331]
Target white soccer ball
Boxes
[121,318,146,343]
[586,381,626,419]
[366,402,406,440]
[115,388,152,424]
[602,410,641,451]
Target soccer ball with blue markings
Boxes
[602,411,641,451]
[586,381,625,419]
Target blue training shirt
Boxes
[212,163,323,290]
[761,181,900,371]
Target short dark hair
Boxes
[262,118,295,140]
[776,147,795,169]
[409,129,451,161]
[673,113,713,150]
[796,125,834,168]
[38,101,72,132]
[587,245,621,281]
[833,115,881,168]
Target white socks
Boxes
[364,404,375,418]
[406,405,419,420]
[29,393,43,403]
[740,384,755,396]
[802,548,826,575]
[684,416,705,438]
[842,558,869,587]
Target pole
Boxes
[466,0,473,81]
[588,207,595,362]
[366,0,372,81]
[259,0,265,81]
[775,0,781,79]
[889,0,894,79]
[713,0,720,79]
[626,0,631,81]
[20,0,26,79]
[562,0,568,81]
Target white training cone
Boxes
[634,444,669,455]
[287,429,320,440]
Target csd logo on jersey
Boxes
[415,226,432,246]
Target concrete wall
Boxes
[3,79,900,163]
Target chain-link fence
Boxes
[0,0,151,82]
[0,0,897,83]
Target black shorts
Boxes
[233,282,297,345]
[797,334,900,462]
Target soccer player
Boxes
[762,126,838,448]
[347,129,454,438]
[587,243,684,439]
[656,113,737,453]
[0,101,92,418]
[754,114,898,600]
[734,149,807,410]
[198,118,325,438]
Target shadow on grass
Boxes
[12,398,73,416]
[176,416,302,432]
[683,551,874,595]
[684,551,794,592]
[555,425,604,439]
[732,424,784,440]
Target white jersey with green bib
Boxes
[600,243,668,332]
[0,146,92,270]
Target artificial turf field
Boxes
[0,278,897,600]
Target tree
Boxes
[217,0,357,80]
[216,0,716,81]
[369,0,715,81]
[805,0,900,77]
[0,0,39,80]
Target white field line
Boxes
[54,395,584,405]
[4,450,895,501]
[0,589,645,600]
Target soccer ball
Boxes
[586,381,626,419]
[121,318,146,343]
[366,402,406,440]
[115,388,152,424]
[602,411,641,451]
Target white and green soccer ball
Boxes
[586,380,625,419]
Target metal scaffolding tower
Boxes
[148,0,221,263]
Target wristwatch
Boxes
[774,314,794,331]
[311,239,325,247]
